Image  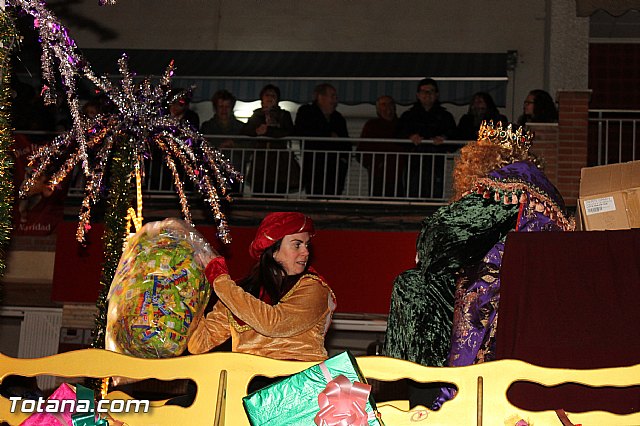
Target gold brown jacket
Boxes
[188,266,336,361]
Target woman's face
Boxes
[215,99,233,121]
[273,232,311,275]
[523,94,535,116]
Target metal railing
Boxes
[15,131,465,205]
[16,111,639,208]
[589,109,640,165]
[162,135,463,204]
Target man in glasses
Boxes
[397,78,457,199]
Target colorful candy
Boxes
[106,218,212,358]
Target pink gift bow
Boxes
[314,361,376,426]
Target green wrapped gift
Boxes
[243,351,384,426]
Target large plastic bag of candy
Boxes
[105,218,213,358]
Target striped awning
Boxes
[81,49,509,106]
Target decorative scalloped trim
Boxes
[467,177,575,231]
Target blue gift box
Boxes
[243,350,384,426]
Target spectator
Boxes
[455,92,509,141]
[241,84,294,138]
[361,95,398,139]
[396,78,457,198]
[168,88,200,130]
[358,95,400,197]
[242,84,298,194]
[200,90,245,189]
[517,89,558,126]
[200,89,244,142]
[294,83,350,196]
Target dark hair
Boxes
[468,92,499,115]
[417,78,439,93]
[528,89,558,123]
[260,84,281,102]
[238,240,308,304]
[313,83,336,101]
[211,89,237,110]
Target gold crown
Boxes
[478,121,534,154]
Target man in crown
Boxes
[383,122,574,408]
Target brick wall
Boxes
[556,90,590,205]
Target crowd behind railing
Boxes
[73,134,463,203]
[201,135,462,202]
[13,75,638,207]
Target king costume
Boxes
[383,123,574,407]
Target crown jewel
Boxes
[478,121,534,154]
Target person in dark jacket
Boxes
[200,89,244,140]
[396,78,457,198]
[242,85,298,194]
[242,84,294,138]
[294,83,350,196]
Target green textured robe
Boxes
[383,193,520,366]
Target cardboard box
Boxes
[577,160,640,230]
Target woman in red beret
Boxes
[188,212,336,361]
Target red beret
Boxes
[249,212,315,259]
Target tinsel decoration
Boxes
[9,0,93,175]
[86,139,133,395]
[0,11,18,297]
[10,0,242,243]
[6,0,242,382]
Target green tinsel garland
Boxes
[86,138,134,392]
[90,138,134,350]
[0,11,17,299]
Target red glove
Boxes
[205,256,229,284]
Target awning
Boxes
[576,0,640,16]
[81,49,509,106]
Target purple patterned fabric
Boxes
[432,161,567,410]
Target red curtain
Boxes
[496,230,640,414]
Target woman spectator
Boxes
[517,89,558,125]
[241,85,299,193]
[241,84,294,138]
[455,92,509,140]
[200,89,244,137]
[188,212,336,362]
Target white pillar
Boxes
[548,0,590,94]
